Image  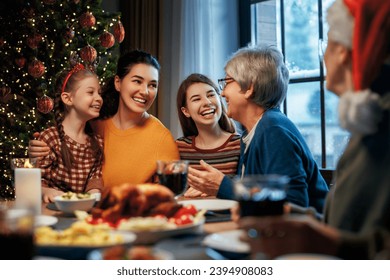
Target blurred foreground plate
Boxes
[36,231,136,260]
[88,247,174,260]
[275,253,340,260]
[203,229,250,259]
[118,218,205,245]
[179,199,237,211]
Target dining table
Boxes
[1,198,243,260]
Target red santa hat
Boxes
[343,0,390,90]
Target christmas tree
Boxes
[0,0,125,199]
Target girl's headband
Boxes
[61,63,86,93]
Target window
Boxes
[248,0,349,168]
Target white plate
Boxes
[35,215,58,227]
[179,199,238,211]
[202,229,250,254]
[119,218,205,245]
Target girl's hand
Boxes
[28,138,50,159]
[42,187,64,203]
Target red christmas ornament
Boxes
[22,7,35,18]
[27,33,42,49]
[80,45,97,63]
[65,27,75,42]
[15,57,26,68]
[79,12,96,28]
[27,36,38,49]
[99,31,115,48]
[0,38,4,47]
[113,20,125,43]
[0,86,12,104]
[37,94,54,114]
[28,59,45,78]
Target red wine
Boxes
[157,173,188,195]
[239,189,286,217]
[0,232,34,259]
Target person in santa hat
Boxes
[238,0,390,260]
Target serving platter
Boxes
[36,231,136,260]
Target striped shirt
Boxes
[176,133,241,177]
[39,126,104,193]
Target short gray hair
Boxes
[225,44,289,109]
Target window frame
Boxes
[242,0,331,168]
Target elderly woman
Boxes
[188,44,329,213]
[239,0,390,259]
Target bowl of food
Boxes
[54,192,96,214]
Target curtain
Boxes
[159,0,239,138]
[120,0,160,116]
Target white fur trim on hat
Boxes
[326,0,354,49]
[338,89,382,135]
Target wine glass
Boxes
[156,160,189,198]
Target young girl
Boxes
[176,73,241,197]
[38,63,104,203]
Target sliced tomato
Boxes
[86,216,103,225]
[174,214,194,225]
[174,204,197,218]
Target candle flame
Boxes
[24,159,34,168]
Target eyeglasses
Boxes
[217,78,234,91]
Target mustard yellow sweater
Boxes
[95,116,179,188]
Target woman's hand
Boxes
[183,186,208,198]
[238,214,341,259]
[187,160,224,196]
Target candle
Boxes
[14,168,41,215]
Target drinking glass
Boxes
[0,206,35,259]
[233,174,289,217]
[156,160,189,197]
